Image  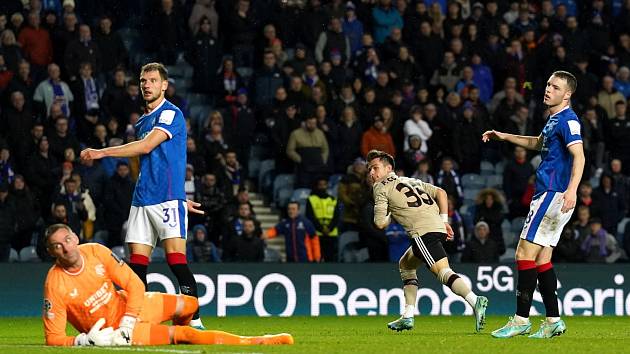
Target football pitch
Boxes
[1,316,629,354]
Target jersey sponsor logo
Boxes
[69,288,79,298]
[95,264,105,277]
[111,252,124,265]
[84,282,113,314]
[567,120,581,136]
[158,110,176,125]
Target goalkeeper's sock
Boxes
[129,254,149,288]
[174,326,292,345]
[167,253,201,321]
[516,260,537,319]
[537,262,560,318]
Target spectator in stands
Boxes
[581,107,606,175]
[444,195,465,262]
[286,115,329,188]
[53,176,87,238]
[581,217,623,263]
[268,201,320,263]
[188,224,220,263]
[430,51,461,92]
[0,29,21,74]
[372,0,402,44]
[150,0,187,65]
[195,172,226,245]
[503,146,535,219]
[214,57,243,107]
[0,182,16,261]
[403,105,432,154]
[435,157,463,206]
[333,106,362,173]
[51,11,77,78]
[605,100,630,172]
[361,117,396,158]
[315,17,351,66]
[227,88,256,170]
[100,68,126,118]
[306,177,341,262]
[27,136,57,217]
[609,159,630,207]
[453,102,483,174]
[597,76,626,119]
[223,202,261,246]
[48,116,80,163]
[403,135,425,176]
[223,217,265,262]
[592,173,626,237]
[17,11,53,79]
[553,226,584,263]
[338,158,367,232]
[64,24,101,80]
[102,161,133,247]
[10,175,38,252]
[218,150,243,198]
[342,2,363,56]
[2,91,33,171]
[473,188,506,256]
[76,157,107,209]
[189,0,219,37]
[94,15,128,75]
[7,59,35,103]
[253,50,283,110]
[572,205,592,242]
[461,221,500,263]
[186,137,206,177]
[572,56,600,108]
[70,62,101,138]
[33,63,73,118]
[614,66,630,99]
[118,79,143,126]
[202,114,229,173]
[411,159,434,184]
[185,16,221,95]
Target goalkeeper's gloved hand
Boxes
[74,318,114,346]
[112,315,137,346]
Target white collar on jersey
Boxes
[60,255,85,276]
[548,104,570,119]
[144,97,167,116]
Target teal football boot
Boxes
[491,317,532,338]
[528,319,567,339]
[387,317,414,332]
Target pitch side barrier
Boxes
[1,263,629,316]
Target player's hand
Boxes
[561,190,577,213]
[74,318,115,346]
[444,223,455,241]
[481,130,507,143]
[187,199,205,215]
[112,315,136,346]
[80,148,106,161]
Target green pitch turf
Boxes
[1,316,629,354]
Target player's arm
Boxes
[373,186,391,229]
[561,142,585,213]
[482,130,543,151]
[43,282,74,346]
[97,245,144,317]
[80,128,168,160]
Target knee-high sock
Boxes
[129,254,149,289]
[167,253,200,320]
[516,260,538,318]
[537,262,560,318]
[174,327,289,345]
[162,294,198,325]
[438,268,477,307]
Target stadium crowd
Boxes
[1,0,630,264]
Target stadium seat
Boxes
[18,246,41,262]
[276,188,293,208]
[9,248,18,263]
[480,161,495,176]
[618,217,630,238]
[337,231,359,261]
[461,174,486,189]
[186,93,209,106]
[291,188,311,202]
[511,217,526,235]
[248,157,261,179]
[341,242,369,263]
[328,174,344,188]
[499,248,516,263]
[463,188,480,205]
[189,104,211,125]
[486,174,503,188]
[264,248,282,262]
[111,246,127,262]
[273,174,295,205]
[151,247,166,263]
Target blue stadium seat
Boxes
[258,159,276,197]
[248,158,261,179]
[480,161,495,176]
[9,248,18,263]
[337,231,359,262]
[511,217,526,235]
[499,247,516,263]
[264,248,282,262]
[461,174,486,189]
[618,217,630,238]
[18,246,40,262]
[273,174,295,201]
[463,188,481,205]
[495,160,506,174]
[486,174,503,188]
[151,247,166,263]
[328,174,344,188]
[291,188,311,202]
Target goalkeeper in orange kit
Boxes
[42,223,293,346]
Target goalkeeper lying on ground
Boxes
[42,223,293,346]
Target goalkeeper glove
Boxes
[74,318,114,346]
[112,315,137,346]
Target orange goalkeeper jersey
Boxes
[43,243,145,346]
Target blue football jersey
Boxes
[132,99,186,206]
[535,106,583,197]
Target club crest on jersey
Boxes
[70,288,79,298]
[95,264,105,277]
[158,110,176,125]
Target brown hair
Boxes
[141,62,168,81]
[366,150,395,169]
[44,223,73,246]
[552,70,577,93]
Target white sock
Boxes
[189,318,204,327]
[546,317,560,323]
[403,304,415,318]
[465,292,478,308]
[514,314,530,324]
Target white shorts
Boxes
[126,200,188,246]
[519,191,573,247]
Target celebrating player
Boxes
[43,224,293,346]
[482,71,584,338]
[80,63,205,329]
[366,150,488,333]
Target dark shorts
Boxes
[410,232,448,268]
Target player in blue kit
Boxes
[80,63,205,329]
[482,71,585,339]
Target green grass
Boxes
[0,316,629,353]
